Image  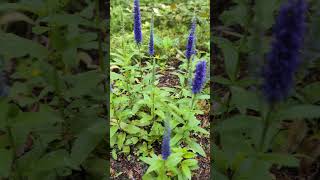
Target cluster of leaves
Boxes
[213,0,320,179]
[110,0,209,179]
[0,0,107,179]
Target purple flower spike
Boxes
[133,0,142,44]
[192,60,207,94]
[149,16,154,56]
[161,124,171,160]
[185,18,196,60]
[262,0,307,103]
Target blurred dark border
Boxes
[104,0,110,178]
[210,0,215,179]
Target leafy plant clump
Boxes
[110,0,210,179]
[0,0,108,179]
[213,0,320,179]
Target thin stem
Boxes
[259,107,271,152]
[137,45,143,79]
[152,56,156,121]
[162,159,166,178]
[185,54,194,89]
[191,93,197,110]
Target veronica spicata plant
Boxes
[110,1,209,179]
[213,0,320,179]
[133,0,142,45]
[191,60,207,109]
[185,17,197,87]
[262,0,307,103]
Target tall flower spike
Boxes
[192,60,207,94]
[149,16,154,56]
[133,0,142,44]
[186,17,196,61]
[161,122,171,160]
[262,0,307,103]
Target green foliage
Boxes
[140,148,199,180]
[0,0,107,179]
[214,0,320,179]
[111,0,209,179]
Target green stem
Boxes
[152,56,156,121]
[138,45,143,79]
[259,108,271,152]
[191,93,197,110]
[185,58,190,87]
[162,159,166,178]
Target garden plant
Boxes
[110,0,210,179]
[213,0,320,179]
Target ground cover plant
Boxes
[213,0,320,179]
[0,0,108,179]
[110,0,210,179]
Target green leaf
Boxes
[0,100,9,130]
[181,159,198,167]
[213,37,239,81]
[0,148,13,178]
[192,126,209,135]
[82,157,108,177]
[166,153,183,167]
[302,82,320,103]
[215,115,261,132]
[120,122,141,134]
[0,2,45,15]
[196,94,210,100]
[181,163,191,180]
[146,159,163,174]
[32,149,70,173]
[230,86,260,113]
[140,156,155,165]
[70,120,106,166]
[274,105,320,121]
[170,133,183,146]
[110,125,119,138]
[155,110,166,120]
[220,0,249,26]
[186,139,206,157]
[212,167,228,180]
[117,132,126,150]
[112,149,117,160]
[257,153,299,167]
[254,0,279,30]
[0,32,49,59]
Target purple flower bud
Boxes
[133,0,142,45]
[186,18,196,60]
[149,16,154,56]
[262,0,307,103]
[192,60,207,94]
[161,124,171,160]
